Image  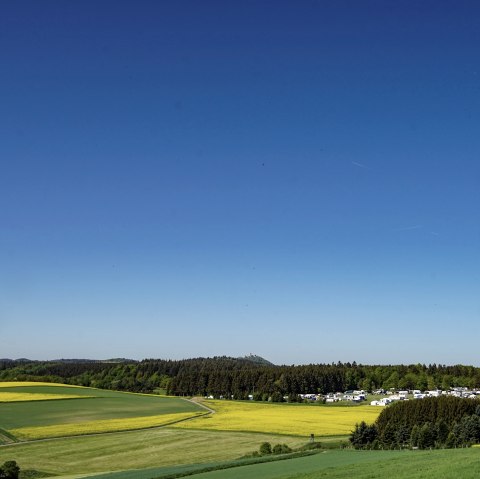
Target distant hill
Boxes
[1,358,136,363]
[51,358,137,363]
[239,354,274,366]
[103,358,137,363]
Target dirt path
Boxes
[184,397,216,414]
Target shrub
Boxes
[272,444,292,454]
[0,461,20,479]
[259,442,272,455]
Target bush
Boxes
[0,461,20,479]
[259,442,272,455]
[272,444,292,454]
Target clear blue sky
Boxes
[1,1,479,365]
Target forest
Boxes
[2,357,480,399]
[350,396,480,449]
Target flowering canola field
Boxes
[10,412,204,440]
[0,382,86,388]
[0,392,91,402]
[172,400,381,437]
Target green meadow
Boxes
[179,449,480,479]
[0,427,304,477]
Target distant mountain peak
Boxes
[239,354,274,366]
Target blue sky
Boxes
[1,1,479,364]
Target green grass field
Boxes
[0,427,304,477]
[6,443,476,479]
[186,449,480,479]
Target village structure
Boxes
[289,387,480,406]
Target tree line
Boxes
[2,358,480,398]
[350,396,480,449]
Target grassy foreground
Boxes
[0,428,304,477]
[170,449,480,479]
[172,400,381,436]
[7,444,478,479]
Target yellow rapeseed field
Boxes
[0,382,85,388]
[0,392,91,402]
[172,400,381,437]
[10,412,205,440]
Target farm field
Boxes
[4,440,478,479]
[172,400,381,436]
[83,450,403,479]
[0,383,476,479]
[0,427,304,477]
[9,411,204,440]
[184,448,480,479]
[0,392,93,402]
[0,382,86,388]
[0,382,204,440]
[0,382,378,478]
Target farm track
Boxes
[185,397,216,414]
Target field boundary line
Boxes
[0,428,17,445]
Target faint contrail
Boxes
[394,225,423,232]
[351,161,371,170]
